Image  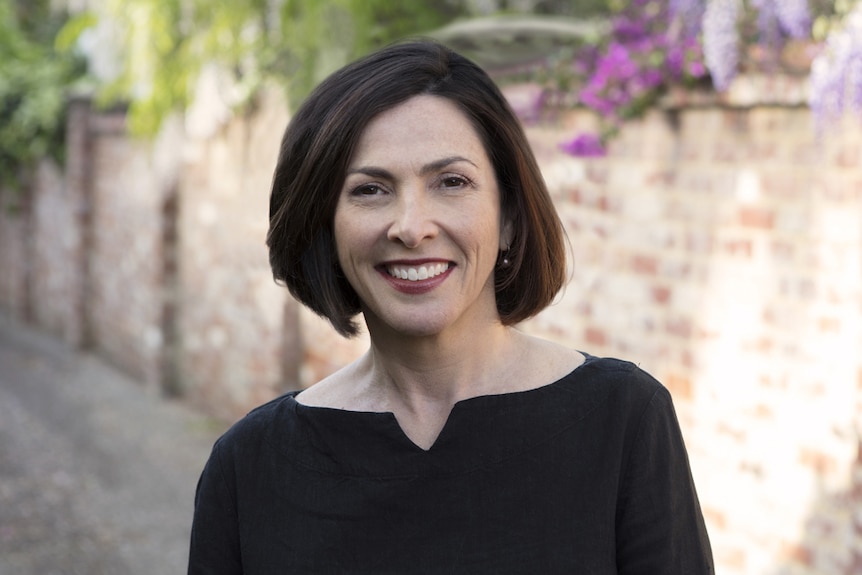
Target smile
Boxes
[386,262,450,281]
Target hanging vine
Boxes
[0,0,86,190]
[70,0,465,135]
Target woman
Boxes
[188,40,714,574]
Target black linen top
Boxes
[188,354,714,574]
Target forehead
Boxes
[349,95,490,167]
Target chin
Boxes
[364,310,454,340]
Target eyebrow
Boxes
[346,156,478,179]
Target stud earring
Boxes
[500,246,511,268]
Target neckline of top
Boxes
[282,353,600,456]
[289,351,596,419]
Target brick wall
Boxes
[29,161,78,339]
[177,87,297,419]
[82,111,168,387]
[0,159,80,337]
[0,91,298,415]
[0,184,30,318]
[527,104,862,574]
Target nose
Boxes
[386,190,438,248]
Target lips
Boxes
[377,260,453,294]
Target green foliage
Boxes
[811,0,855,39]
[88,0,466,136]
[0,0,85,190]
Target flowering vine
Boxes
[554,0,858,158]
[558,0,709,156]
[809,1,862,131]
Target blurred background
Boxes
[1,0,861,573]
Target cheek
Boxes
[333,212,370,266]
[332,212,351,266]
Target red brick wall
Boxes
[83,112,167,387]
[530,86,862,574]
[0,186,30,318]
[29,161,81,341]
[0,92,299,414]
[0,160,80,337]
[177,88,297,419]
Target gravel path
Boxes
[0,316,229,575]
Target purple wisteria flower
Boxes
[559,133,607,157]
[752,0,811,51]
[752,0,782,52]
[775,0,812,39]
[809,3,862,131]
[670,0,707,38]
[703,0,741,91]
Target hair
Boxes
[267,39,566,337]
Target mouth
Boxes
[384,262,450,282]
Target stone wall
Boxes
[0,74,860,574]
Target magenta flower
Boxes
[559,133,607,157]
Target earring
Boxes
[500,246,511,268]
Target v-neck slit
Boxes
[266,354,626,478]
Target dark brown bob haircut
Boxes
[267,39,566,337]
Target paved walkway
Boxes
[0,315,229,575]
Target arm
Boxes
[615,387,714,574]
[188,441,243,575]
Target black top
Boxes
[188,354,714,574]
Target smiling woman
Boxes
[333,95,508,342]
[188,39,715,575]
[265,40,565,340]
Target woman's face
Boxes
[333,95,511,340]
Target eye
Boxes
[439,175,472,189]
[350,183,387,196]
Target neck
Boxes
[361,318,517,411]
[355,320,520,450]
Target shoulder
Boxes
[572,354,669,407]
[554,353,683,443]
[211,393,299,460]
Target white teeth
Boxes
[388,263,449,281]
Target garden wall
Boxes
[0,92,298,420]
[0,73,860,574]
[176,87,297,417]
[528,83,862,575]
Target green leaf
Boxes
[55,11,98,53]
